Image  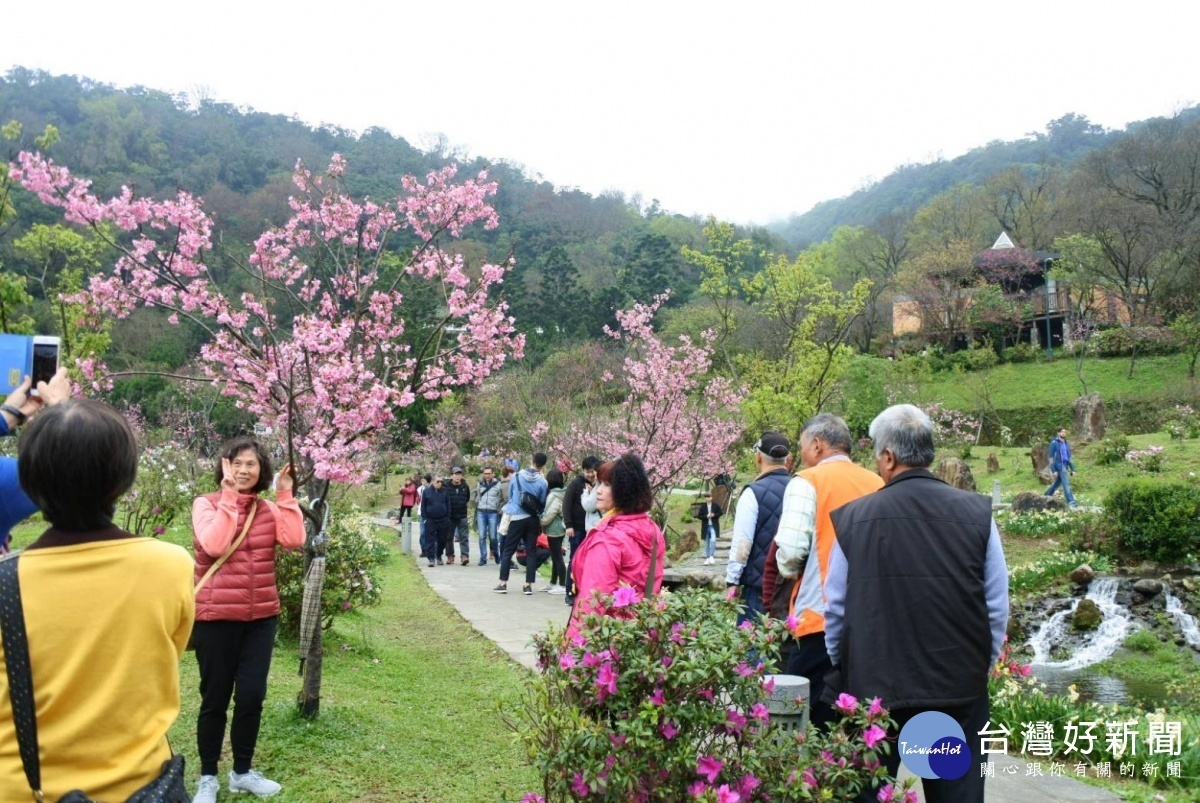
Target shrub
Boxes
[1123,629,1159,653]
[119,444,201,538]
[1164,404,1200,441]
[1094,433,1132,466]
[1002,342,1038,364]
[1107,480,1200,563]
[997,509,1073,539]
[275,508,390,637]
[1009,551,1112,594]
[511,588,904,801]
[1125,445,1165,473]
[1091,325,1180,357]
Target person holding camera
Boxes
[0,369,71,549]
[190,436,304,802]
[0,398,194,802]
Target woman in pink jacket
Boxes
[190,436,304,802]
[569,454,666,629]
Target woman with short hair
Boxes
[190,436,304,802]
[568,453,665,629]
[0,399,194,801]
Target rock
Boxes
[1030,443,1054,483]
[1072,598,1103,631]
[1069,564,1096,585]
[1073,392,1106,442]
[934,457,977,491]
[1133,579,1163,597]
[1183,578,1196,592]
[987,453,1000,474]
[1010,491,1069,514]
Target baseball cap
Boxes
[754,431,790,458]
[451,466,463,474]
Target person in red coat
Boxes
[568,454,666,636]
[190,436,304,802]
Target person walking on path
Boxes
[422,476,452,566]
[768,414,882,729]
[823,404,1008,803]
[447,466,471,565]
[568,454,666,634]
[398,477,418,522]
[494,453,548,595]
[724,432,792,625]
[475,466,502,565]
[698,494,723,565]
[190,436,305,801]
[1044,427,1078,507]
[561,456,600,604]
[539,469,568,593]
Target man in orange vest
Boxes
[773,413,883,728]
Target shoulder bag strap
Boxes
[0,553,45,801]
[194,500,258,595]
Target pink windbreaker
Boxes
[568,512,666,635]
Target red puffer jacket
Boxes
[192,488,305,622]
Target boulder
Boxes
[934,457,977,491]
[1133,579,1163,597]
[1073,392,1106,442]
[987,453,1000,474]
[1030,443,1054,483]
[1069,564,1096,585]
[1071,598,1103,631]
[1010,491,1069,514]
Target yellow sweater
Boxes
[0,537,194,802]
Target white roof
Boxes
[991,231,1016,250]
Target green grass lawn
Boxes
[8,519,539,802]
[919,354,1198,410]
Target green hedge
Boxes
[1106,479,1200,563]
[978,396,1186,446]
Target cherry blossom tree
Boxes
[12,151,523,717]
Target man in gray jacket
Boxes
[475,466,502,566]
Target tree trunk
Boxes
[298,482,330,719]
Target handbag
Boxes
[0,555,190,803]
[514,474,545,518]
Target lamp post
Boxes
[1043,258,1054,358]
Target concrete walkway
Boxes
[385,520,1124,801]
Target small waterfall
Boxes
[1164,590,1200,648]
[1027,577,1134,670]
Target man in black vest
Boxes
[724,431,792,626]
[823,404,1008,803]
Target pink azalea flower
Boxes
[649,687,666,706]
[738,620,754,630]
[734,661,754,677]
[904,792,919,803]
[801,767,817,788]
[612,585,638,608]
[571,773,589,796]
[867,697,886,719]
[660,719,680,740]
[686,781,707,797]
[697,755,723,783]
[582,651,602,668]
[670,622,686,644]
[749,702,770,722]
[520,794,545,803]
[737,774,760,795]
[834,692,859,714]
[661,655,674,668]
[863,723,888,749]
[560,653,578,670]
[715,785,741,803]
[725,585,739,600]
[609,734,627,748]
[761,676,775,694]
[595,662,618,701]
[725,709,747,734]
[697,687,714,702]
[785,613,800,630]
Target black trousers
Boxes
[547,535,566,585]
[499,516,539,585]
[193,617,278,776]
[857,694,990,803]
[785,632,834,730]
[564,532,586,595]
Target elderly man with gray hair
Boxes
[770,412,883,728]
[822,404,1008,803]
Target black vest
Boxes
[830,469,992,710]
[739,469,791,592]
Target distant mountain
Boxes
[767,110,1200,248]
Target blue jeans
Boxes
[1045,468,1076,505]
[704,523,717,558]
[477,510,499,563]
[419,518,434,559]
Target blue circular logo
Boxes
[896,711,970,780]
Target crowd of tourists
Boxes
[0,362,1005,802]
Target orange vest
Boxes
[789,458,883,637]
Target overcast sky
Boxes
[5,1,1199,225]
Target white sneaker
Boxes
[704,557,715,565]
[193,775,219,803]
[548,584,567,595]
[539,584,554,592]
[228,769,281,796]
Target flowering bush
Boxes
[921,402,979,459]
[511,587,904,801]
[275,509,389,637]
[1093,433,1131,466]
[1164,404,1200,441]
[1125,445,1164,473]
[119,444,199,538]
[997,509,1073,539]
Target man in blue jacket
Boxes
[1044,427,1078,507]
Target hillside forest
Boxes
[1,67,1198,485]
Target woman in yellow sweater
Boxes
[0,399,195,801]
